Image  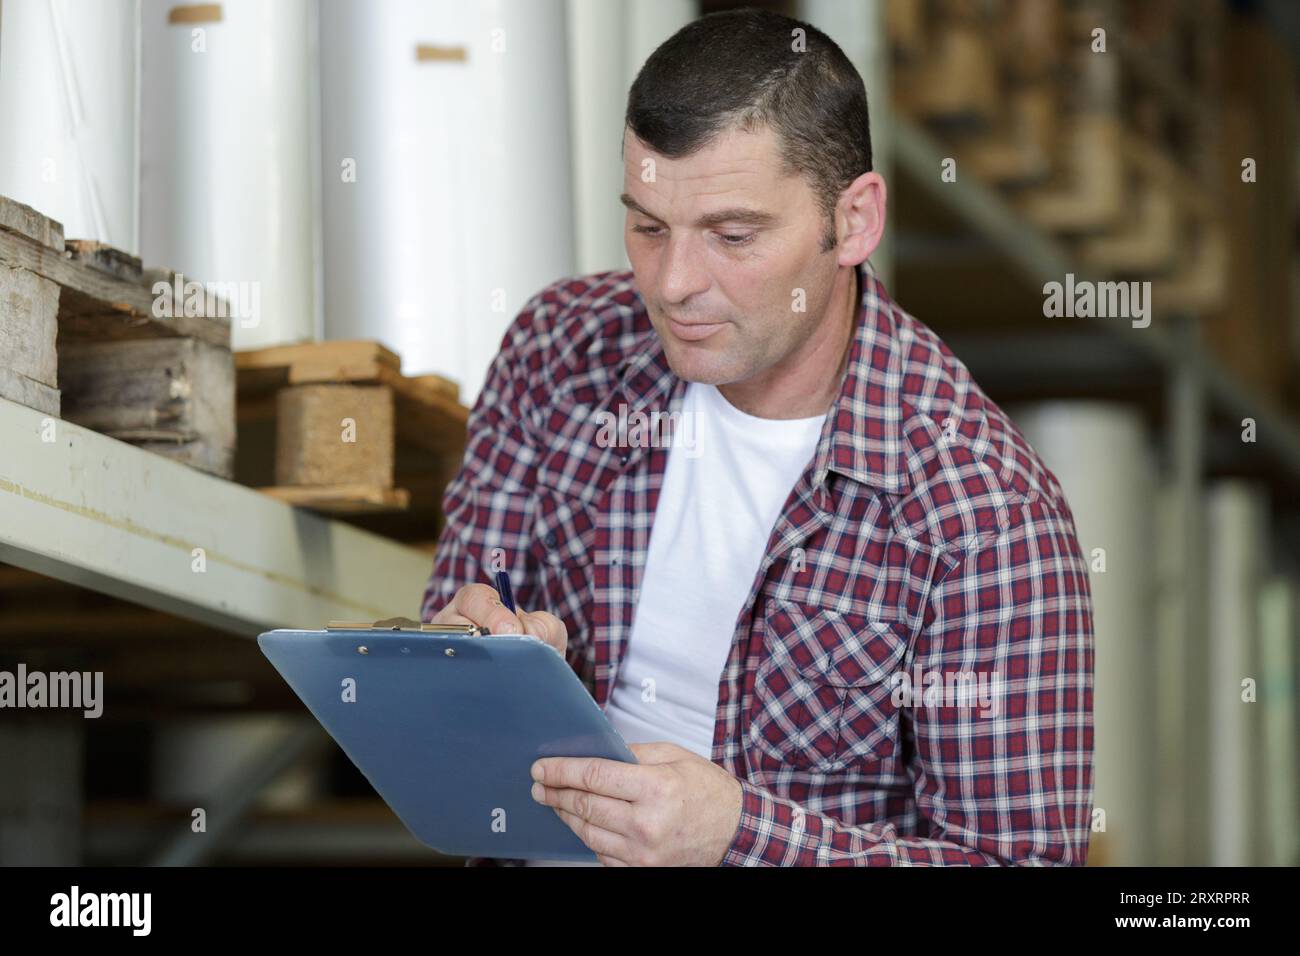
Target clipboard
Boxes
[257,618,637,862]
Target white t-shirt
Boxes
[524,380,826,866]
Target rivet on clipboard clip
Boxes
[325,617,490,636]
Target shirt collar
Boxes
[615,259,910,497]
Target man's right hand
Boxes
[429,583,568,658]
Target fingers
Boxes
[552,806,635,864]
[535,781,636,836]
[532,756,644,801]
[518,609,567,654]
[434,583,525,636]
[430,585,567,653]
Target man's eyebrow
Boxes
[620,193,777,229]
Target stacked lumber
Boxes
[235,340,468,526]
[1205,18,1297,406]
[0,199,62,416]
[0,195,235,476]
[887,0,1234,320]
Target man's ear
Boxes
[835,171,886,267]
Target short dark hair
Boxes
[624,7,872,253]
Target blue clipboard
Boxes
[257,620,637,861]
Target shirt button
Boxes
[543,531,557,548]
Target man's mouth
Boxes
[667,317,727,342]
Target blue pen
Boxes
[494,569,517,613]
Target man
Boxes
[422,8,1094,867]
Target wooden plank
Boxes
[1079,187,1178,275]
[1019,115,1125,234]
[1197,17,1296,402]
[885,0,925,61]
[895,23,999,124]
[1078,173,1180,275]
[58,337,236,478]
[386,367,469,455]
[235,340,401,391]
[954,85,1056,186]
[238,370,468,453]
[0,195,64,252]
[258,485,411,514]
[0,367,60,418]
[274,384,394,487]
[0,229,230,347]
[1002,0,1061,82]
[0,262,59,386]
[410,373,460,403]
[1151,224,1227,314]
[65,240,144,283]
[235,341,468,453]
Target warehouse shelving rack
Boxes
[890,110,1300,867]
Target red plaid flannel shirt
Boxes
[421,261,1095,866]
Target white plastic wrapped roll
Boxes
[1205,482,1268,865]
[320,0,574,407]
[1258,574,1299,866]
[139,0,319,349]
[0,0,141,251]
[1009,401,1156,866]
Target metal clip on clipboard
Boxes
[324,617,490,636]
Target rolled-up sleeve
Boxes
[722,499,1095,866]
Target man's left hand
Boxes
[531,742,744,866]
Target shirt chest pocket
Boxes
[527,487,596,565]
[526,487,597,614]
[748,600,910,775]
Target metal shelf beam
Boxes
[0,397,434,637]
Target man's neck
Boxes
[718,263,860,420]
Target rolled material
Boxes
[140,0,319,349]
[1009,401,1156,865]
[320,0,575,407]
[1258,574,1297,866]
[796,0,891,284]
[567,0,632,276]
[567,0,695,276]
[1205,481,1268,866]
[625,0,696,81]
[0,0,141,251]
[1153,481,1189,864]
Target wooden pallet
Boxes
[0,198,62,415]
[0,194,235,476]
[889,0,1234,310]
[235,340,468,517]
[892,0,1001,126]
[1200,15,1297,403]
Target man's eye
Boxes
[719,233,755,246]
[632,224,663,236]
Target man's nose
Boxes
[657,232,710,305]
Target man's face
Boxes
[621,124,842,386]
